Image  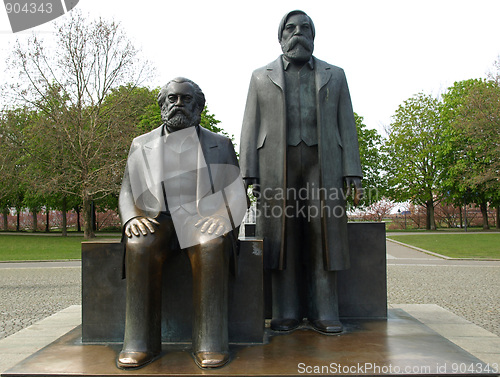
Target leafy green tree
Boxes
[441,78,500,229]
[384,93,445,230]
[200,107,234,142]
[23,190,43,232]
[354,113,387,206]
[0,107,32,231]
[0,114,17,223]
[102,85,160,137]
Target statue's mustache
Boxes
[285,36,313,52]
[167,107,189,119]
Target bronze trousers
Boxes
[272,142,339,322]
[122,214,230,355]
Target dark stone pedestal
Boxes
[3,309,495,376]
[339,222,387,318]
[82,223,387,345]
[82,238,265,344]
[263,222,388,319]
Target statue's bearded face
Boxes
[280,13,314,63]
[161,82,201,131]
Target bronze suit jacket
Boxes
[119,125,245,250]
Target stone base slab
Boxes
[3,309,497,376]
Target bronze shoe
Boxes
[116,350,157,369]
[311,319,343,333]
[193,351,229,369]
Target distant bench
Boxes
[81,222,386,344]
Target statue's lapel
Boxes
[198,126,219,163]
[266,57,285,92]
[140,126,165,208]
[197,127,219,194]
[141,126,164,184]
[314,58,332,92]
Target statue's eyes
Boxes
[167,94,193,103]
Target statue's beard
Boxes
[281,36,314,63]
[162,108,200,131]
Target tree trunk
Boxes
[62,196,68,237]
[32,208,37,232]
[497,206,500,230]
[45,208,50,232]
[480,202,489,230]
[2,208,8,231]
[458,206,463,228]
[91,201,97,232]
[83,194,95,239]
[75,206,81,232]
[16,210,20,232]
[464,203,468,232]
[426,200,436,230]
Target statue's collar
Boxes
[162,124,200,137]
[281,55,314,71]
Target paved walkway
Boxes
[386,240,500,338]
[0,240,499,373]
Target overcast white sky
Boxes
[1,0,499,146]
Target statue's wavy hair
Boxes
[278,10,315,42]
[158,77,206,114]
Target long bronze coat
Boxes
[240,56,362,271]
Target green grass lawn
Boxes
[0,235,120,261]
[387,234,500,259]
[2,233,499,261]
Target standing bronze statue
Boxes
[240,10,363,333]
[117,77,246,369]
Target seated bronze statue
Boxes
[117,77,246,369]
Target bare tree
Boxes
[4,11,154,238]
[360,198,396,222]
[434,202,461,228]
